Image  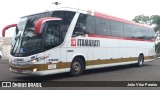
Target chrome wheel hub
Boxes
[73,62,81,72]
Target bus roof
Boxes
[94,11,152,28]
[56,7,153,29]
[21,7,153,29]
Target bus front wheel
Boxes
[137,54,144,67]
[70,57,84,76]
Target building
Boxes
[0,37,11,59]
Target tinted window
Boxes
[111,20,123,37]
[44,21,61,50]
[148,28,155,40]
[142,27,155,40]
[124,23,134,38]
[52,11,75,25]
[95,17,111,36]
[142,28,149,40]
[12,13,50,56]
[52,11,75,40]
[42,11,76,50]
[72,13,95,37]
[11,11,76,56]
[134,26,143,39]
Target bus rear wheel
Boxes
[70,57,84,76]
[137,54,144,67]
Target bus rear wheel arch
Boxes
[70,56,85,76]
[137,54,144,67]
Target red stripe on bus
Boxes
[94,11,151,28]
[88,34,155,42]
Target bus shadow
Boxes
[14,72,71,82]
[14,63,151,81]
[83,64,150,75]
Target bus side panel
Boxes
[66,47,88,67]
[93,47,107,68]
[60,47,68,72]
[44,48,60,75]
[87,47,94,68]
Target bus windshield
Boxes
[11,11,76,57]
[11,12,50,56]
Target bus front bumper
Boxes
[9,63,46,75]
[9,61,68,75]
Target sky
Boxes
[0,0,160,37]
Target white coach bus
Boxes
[2,8,155,76]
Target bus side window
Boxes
[72,13,95,37]
[111,20,123,37]
[124,23,134,38]
[95,17,111,36]
[134,26,143,39]
[51,11,76,40]
[44,22,60,50]
[73,22,86,36]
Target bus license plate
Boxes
[17,69,22,72]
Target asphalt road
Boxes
[0,59,160,90]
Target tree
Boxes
[132,15,160,32]
[132,15,152,25]
[133,15,160,56]
[150,15,160,32]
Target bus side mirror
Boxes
[34,17,62,35]
[2,24,17,37]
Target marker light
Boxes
[31,59,38,64]
[33,68,37,72]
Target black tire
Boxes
[137,54,144,67]
[70,57,84,76]
[0,55,2,59]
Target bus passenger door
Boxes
[44,48,61,74]
[43,21,62,74]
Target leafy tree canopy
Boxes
[132,15,160,32]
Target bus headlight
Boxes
[30,59,38,64]
[33,68,37,72]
